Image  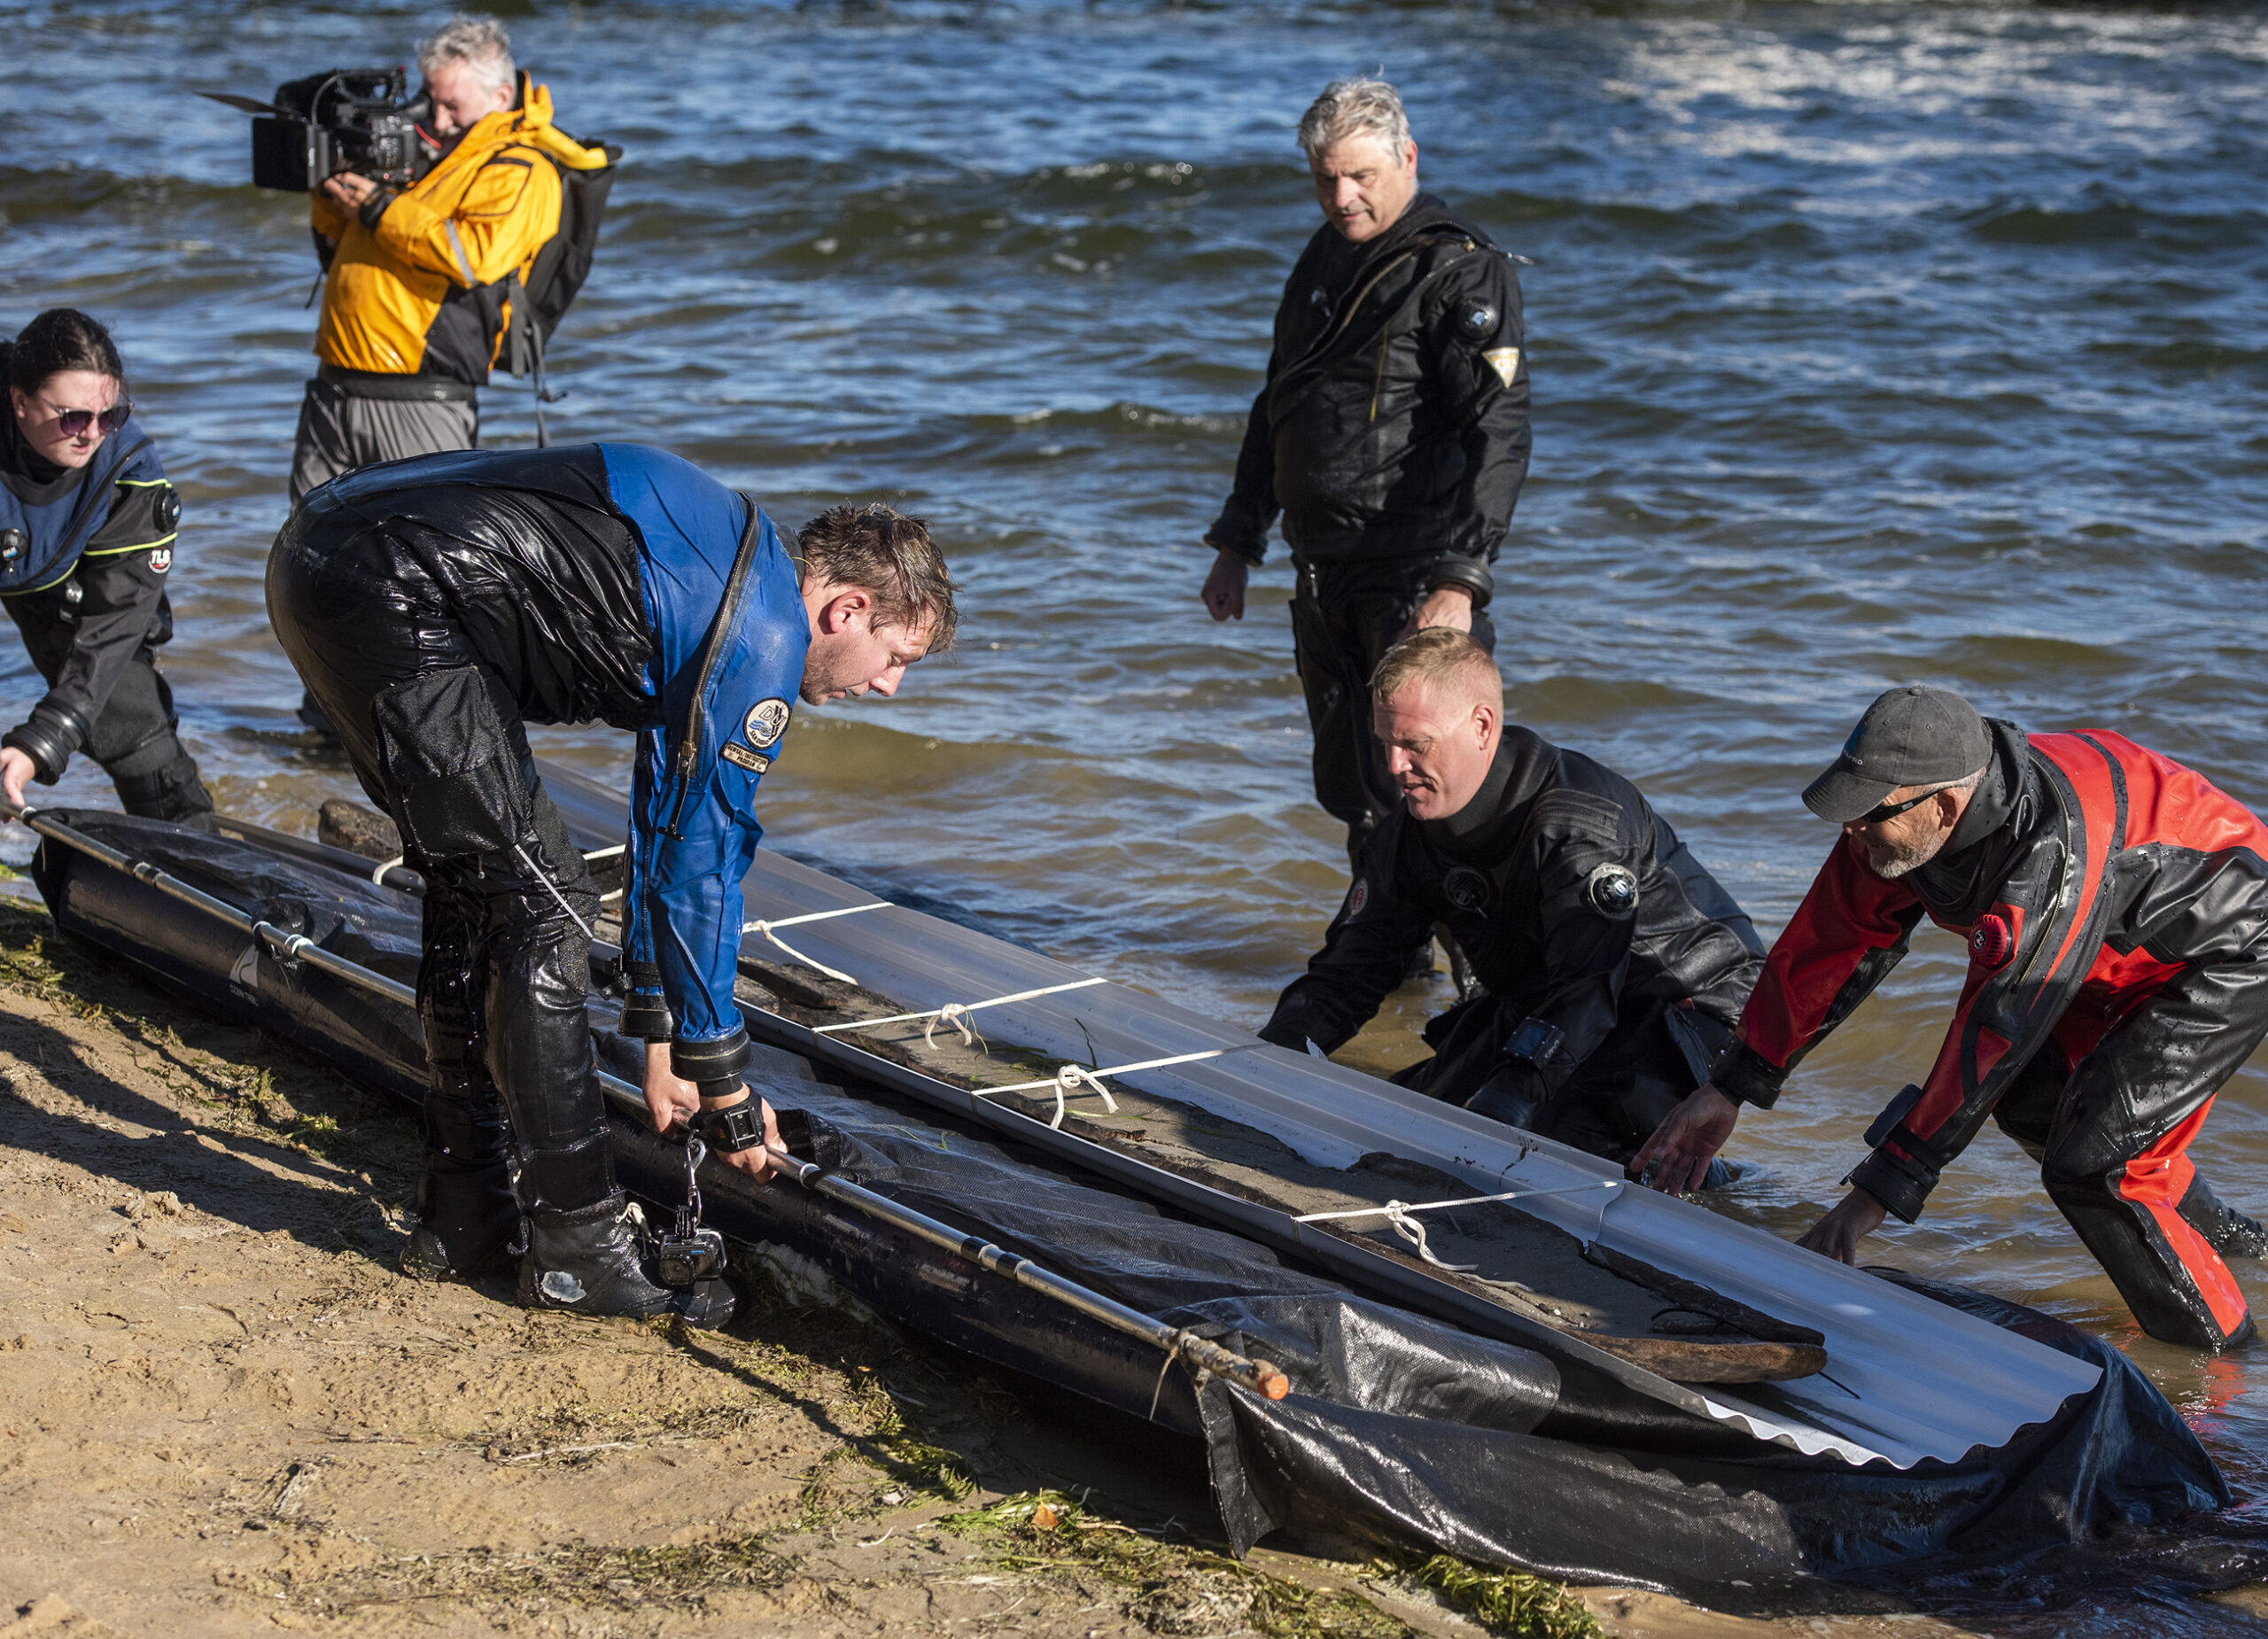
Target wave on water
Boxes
[1961,190,2267,252]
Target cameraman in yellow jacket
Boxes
[291,14,608,501]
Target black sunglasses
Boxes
[41,395,132,439]
[1850,788,1940,827]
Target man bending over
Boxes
[1635,687,2268,1348]
[268,444,954,1324]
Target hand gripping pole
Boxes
[9,803,1291,1406]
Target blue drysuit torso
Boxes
[603,445,810,1046]
[292,439,807,1053]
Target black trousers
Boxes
[1291,558,1496,873]
[4,601,212,823]
[268,508,613,1216]
[1995,984,2264,1349]
[1392,993,1725,1169]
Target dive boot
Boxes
[518,1192,736,1327]
[401,1163,524,1282]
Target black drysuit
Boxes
[1261,729,1764,1165]
[267,443,794,1225]
[0,389,211,823]
[1207,193,1531,865]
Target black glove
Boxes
[357,186,399,230]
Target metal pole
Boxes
[8,804,1290,1402]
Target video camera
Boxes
[201,68,436,193]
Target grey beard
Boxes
[1867,831,1948,880]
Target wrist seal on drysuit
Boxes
[1463,1015,1568,1127]
[1201,517,1267,568]
[3,702,91,785]
[699,1094,764,1154]
[1711,1038,1788,1110]
[672,1025,751,1099]
[1422,556,1494,612]
[357,188,398,230]
[1844,1084,1942,1223]
[617,959,673,1040]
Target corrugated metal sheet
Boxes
[548,769,2102,1470]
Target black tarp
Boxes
[27,812,2243,1596]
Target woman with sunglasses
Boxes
[0,308,213,826]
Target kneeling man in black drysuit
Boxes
[1260,630,1764,1173]
[268,443,955,1325]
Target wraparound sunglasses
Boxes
[40,395,133,438]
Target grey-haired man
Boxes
[1632,686,2268,1349]
[1199,77,1532,875]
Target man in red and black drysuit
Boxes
[1633,685,2268,1349]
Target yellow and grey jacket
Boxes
[311,76,609,389]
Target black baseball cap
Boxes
[1802,686,1991,824]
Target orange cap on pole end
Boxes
[1257,1363,1289,1401]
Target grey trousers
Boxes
[289,378,478,503]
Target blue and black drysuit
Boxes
[0,352,211,822]
[267,442,806,1223]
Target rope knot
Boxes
[1380,1200,1478,1273]
[925,1002,980,1050]
[1046,1064,1119,1130]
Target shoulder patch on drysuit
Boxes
[148,547,173,574]
[720,743,772,774]
[1346,877,1370,920]
[1483,346,1521,389]
[743,697,791,749]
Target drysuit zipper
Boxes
[1270,233,1486,416]
[662,493,765,839]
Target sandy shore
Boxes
[0,890,2204,1639]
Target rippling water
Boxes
[6,1,2268,1623]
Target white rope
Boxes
[981,1046,1241,1095]
[971,1045,1257,1130]
[1293,1180,1626,1280]
[926,1003,977,1049]
[582,843,627,862]
[1046,1065,1116,1129]
[370,853,405,885]
[1293,1179,1623,1225]
[741,902,890,986]
[1377,1202,1476,1272]
[810,976,1109,1041]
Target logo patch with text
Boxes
[1482,346,1521,389]
[744,697,792,749]
[148,547,173,573]
[721,743,773,773]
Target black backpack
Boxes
[502,136,623,444]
